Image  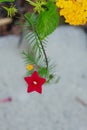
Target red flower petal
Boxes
[24,71,46,94]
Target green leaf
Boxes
[38,67,48,77]
[36,1,60,39]
[24,12,37,26]
[0,0,14,2]
[48,0,56,2]
[3,5,17,17]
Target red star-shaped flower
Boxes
[24,71,46,94]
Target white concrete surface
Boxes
[0,26,87,130]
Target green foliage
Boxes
[0,0,14,3]
[3,5,17,17]
[0,0,60,85]
[23,50,58,83]
[0,0,59,84]
[24,12,47,60]
[24,12,37,27]
[48,0,56,2]
[36,1,60,39]
[26,0,47,13]
[38,67,48,77]
[22,51,37,65]
[23,5,60,83]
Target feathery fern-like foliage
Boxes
[23,11,59,83]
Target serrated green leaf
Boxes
[36,1,60,39]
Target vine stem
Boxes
[36,31,48,69]
[39,38,48,69]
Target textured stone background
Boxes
[0,26,87,130]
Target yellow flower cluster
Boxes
[56,0,87,25]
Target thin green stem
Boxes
[36,31,48,69]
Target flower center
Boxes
[33,81,37,85]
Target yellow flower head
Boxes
[26,64,34,71]
[56,0,87,25]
